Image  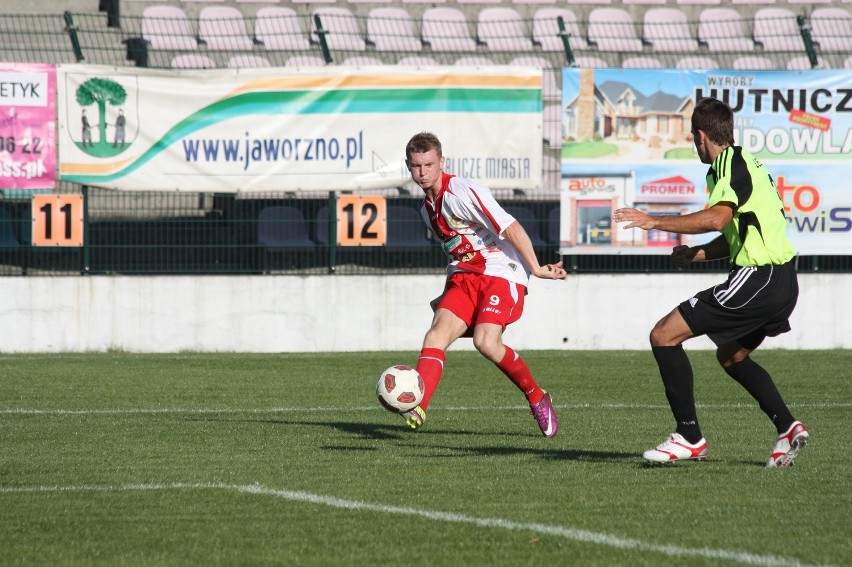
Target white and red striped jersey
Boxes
[421,173,530,287]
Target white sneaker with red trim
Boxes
[643,433,708,463]
[766,421,809,468]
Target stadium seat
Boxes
[476,8,534,52]
[342,55,384,66]
[510,56,561,100]
[255,7,311,51]
[199,6,254,51]
[422,7,478,52]
[532,8,589,52]
[643,8,698,52]
[455,56,495,66]
[676,56,720,70]
[623,0,666,5]
[397,55,438,66]
[785,56,823,70]
[731,0,779,5]
[257,206,315,247]
[567,0,612,4]
[733,55,775,70]
[311,7,366,52]
[367,7,422,52]
[622,56,663,68]
[573,56,609,68]
[697,8,755,52]
[588,8,644,52]
[171,54,217,69]
[503,206,546,246]
[753,8,805,52]
[286,55,326,67]
[227,55,271,68]
[809,8,852,52]
[142,6,198,50]
[678,0,721,4]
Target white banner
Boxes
[57,65,542,192]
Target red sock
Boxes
[415,347,445,411]
[497,346,543,405]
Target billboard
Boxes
[0,62,56,191]
[57,65,543,193]
[559,69,851,255]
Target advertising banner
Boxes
[57,65,542,192]
[0,62,56,191]
[559,69,851,255]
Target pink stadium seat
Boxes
[643,8,698,52]
[532,8,588,52]
[342,56,384,66]
[255,7,311,51]
[733,55,775,70]
[397,55,439,66]
[199,6,254,51]
[286,55,327,67]
[622,56,663,68]
[573,56,609,68]
[698,8,755,52]
[477,8,533,52]
[455,56,495,66]
[422,7,478,52]
[753,8,805,51]
[142,6,198,51]
[311,7,366,51]
[171,54,216,69]
[676,56,720,70]
[588,8,643,52]
[809,8,852,52]
[367,7,422,52]
[227,55,272,68]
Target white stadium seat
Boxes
[199,6,254,51]
[255,7,311,51]
[477,8,534,52]
[367,7,422,52]
[532,8,588,52]
[698,8,755,52]
[311,7,366,52]
[588,8,643,52]
[422,7,478,52]
[643,8,698,52]
[809,8,852,52]
[753,8,805,52]
[142,6,198,51]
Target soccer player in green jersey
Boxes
[613,97,808,467]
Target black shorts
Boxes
[678,260,798,349]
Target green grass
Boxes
[0,351,849,566]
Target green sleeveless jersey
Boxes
[706,146,796,266]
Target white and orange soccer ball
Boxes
[376,365,424,413]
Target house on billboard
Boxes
[563,73,693,159]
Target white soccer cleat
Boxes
[767,421,809,468]
[643,433,708,463]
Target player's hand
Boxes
[612,208,655,230]
[671,245,696,268]
[535,260,567,280]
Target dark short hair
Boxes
[405,132,442,159]
[692,97,735,146]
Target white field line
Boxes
[0,482,827,567]
[0,402,848,416]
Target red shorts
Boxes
[437,272,526,330]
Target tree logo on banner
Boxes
[75,77,132,157]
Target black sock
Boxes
[651,345,702,444]
[724,357,795,434]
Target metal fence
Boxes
[0,7,849,275]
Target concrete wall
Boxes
[1,273,848,352]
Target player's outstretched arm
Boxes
[613,204,734,235]
[502,221,567,280]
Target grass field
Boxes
[0,350,848,566]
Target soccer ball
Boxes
[376,365,424,414]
